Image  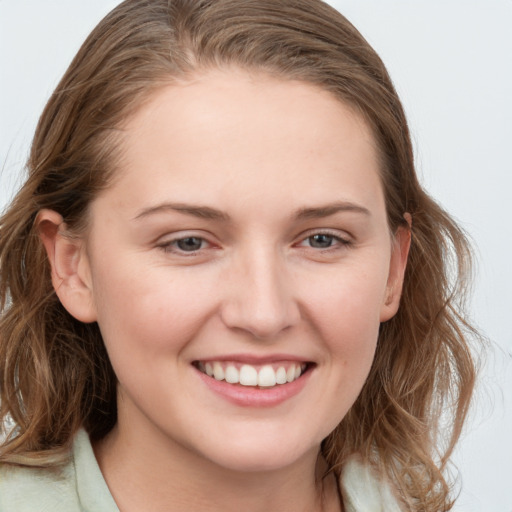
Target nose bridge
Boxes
[221,243,300,339]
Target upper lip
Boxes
[193,353,313,364]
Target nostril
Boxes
[220,302,300,339]
[219,259,301,338]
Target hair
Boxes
[0,0,478,509]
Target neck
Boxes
[93,422,341,512]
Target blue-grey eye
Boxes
[176,237,204,251]
[308,234,335,248]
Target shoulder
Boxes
[340,456,404,512]
[0,429,118,512]
[0,458,81,512]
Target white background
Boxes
[1,1,511,510]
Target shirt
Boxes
[0,429,402,511]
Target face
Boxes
[45,69,409,473]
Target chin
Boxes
[194,429,320,474]
[208,449,311,474]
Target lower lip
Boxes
[195,367,312,407]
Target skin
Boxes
[39,69,410,512]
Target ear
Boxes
[37,209,97,323]
[379,214,412,322]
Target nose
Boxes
[220,247,301,339]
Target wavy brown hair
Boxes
[0,0,477,509]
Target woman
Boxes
[0,1,477,510]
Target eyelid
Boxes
[154,228,352,256]
[156,231,218,255]
[295,228,352,246]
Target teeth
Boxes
[258,365,276,387]
[213,362,225,381]
[200,361,306,387]
[239,365,258,386]
[225,365,239,384]
[276,366,287,384]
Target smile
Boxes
[195,361,309,388]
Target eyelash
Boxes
[296,231,352,252]
[157,236,212,255]
[157,230,352,256]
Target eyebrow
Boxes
[133,203,230,221]
[133,200,370,222]
[294,201,371,220]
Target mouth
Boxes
[193,360,313,389]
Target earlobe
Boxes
[37,209,97,323]
[379,215,412,322]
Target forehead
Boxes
[101,69,384,217]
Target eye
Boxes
[175,237,205,252]
[158,235,211,254]
[297,232,350,250]
[307,234,338,249]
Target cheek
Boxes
[90,260,215,359]
[305,269,386,424]
[307,266,387,353]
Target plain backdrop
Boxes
[1,1,511,510]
